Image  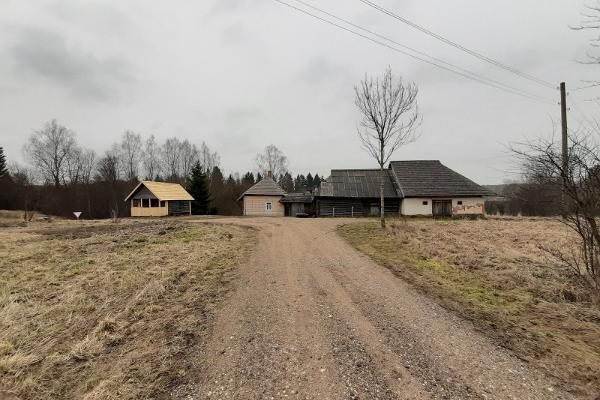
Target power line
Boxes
[272,0,556,105]
[358,0,557,90]
[290,0,554,104]
[570,93,597,132]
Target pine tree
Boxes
[187,161,211,215]
[0,147,7,178]
[313,174,322,190]
[278,172,294,192]
[294,174,307,192]
[306,173,314,190]
[256,172,263,182]
[241,172,255,186]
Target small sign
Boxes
[73,212,82,220]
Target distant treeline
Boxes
[0,120,324,219]
[484,183,563,216]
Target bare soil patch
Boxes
[338,217,600,398]
[0,218,255,399]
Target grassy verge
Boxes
[338,218,600,398]
[0,218,255,399]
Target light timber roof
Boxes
[125,181,194,202]
[389,160,494,198]
[237,177,286,201]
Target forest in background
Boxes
[0,120,323,219]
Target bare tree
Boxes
[179,139,199,181]
[95,145,120,183]
[355,67,420,228]
[143,134,161,180]
[119,130,142,181]
[24,119,77,187]
[79,149,96,185]
[199,141,220,174]
[512,130,600,298]
[255,144,288,180]
[161,138,182,181]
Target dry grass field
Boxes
[0,212,255,399]
[338,217,600,398]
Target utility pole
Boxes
[560,82,569,215]
[560,82,568,175]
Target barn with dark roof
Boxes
[316,160,493,217]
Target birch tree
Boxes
[24,119,76,187]
[255,144,288,180]
[119,130,142,181]
[355,67,420,228]
[143,134,161,180]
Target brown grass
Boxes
[0,217,256,399]
[338,217,600,398]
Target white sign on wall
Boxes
[73,212,82,220]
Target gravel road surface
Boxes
[176,217,574,400]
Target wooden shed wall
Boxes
[317,198,400,217]
[131,186,158,199]
[168,200,190,215]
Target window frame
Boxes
[265,201,273,211]
[132,199,141,208]
[457,200,463,205]
[422,200,428,206]
[150,198,159,208]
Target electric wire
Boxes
[272,0,556,105]
[358,0,557,90]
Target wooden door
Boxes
[432,200,452,217]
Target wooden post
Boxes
[189,200,192,216]
[333,207,335,218]
[351,206,354,218]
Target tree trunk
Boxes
[380,164,385,229]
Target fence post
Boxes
[351,206,354,217]
[333,207,335,218]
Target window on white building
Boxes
[266,202,272,211]
[457,200,463,205]
[422,201,428,206]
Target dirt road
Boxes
[176,218,574,400]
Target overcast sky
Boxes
[1,0,598,184]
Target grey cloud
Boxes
[221,21,250,45]
[298,56,347,84]
[224,106,262,124]
[210,0,247,15]
[9,27,134,102]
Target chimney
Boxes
[267,170,272,178]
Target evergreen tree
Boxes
[187,161,211,215]
[294,174,307,192]
[306,173,314,190]
[241,171,255,186]
[256,172,263,181]
[278,172,294,192]
[313,174,322,190]
[0,147,7,178]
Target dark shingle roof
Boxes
[389,160,493,197]
[237,177,286,201]
[280,193,314,203]
[318,169,399,198]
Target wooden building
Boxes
[316,160,493,217]
[280,192,315,216]
[125,181,194,217]
[237,173,286,216]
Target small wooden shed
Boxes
[125,181,194,217]
[237,172,286,216]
